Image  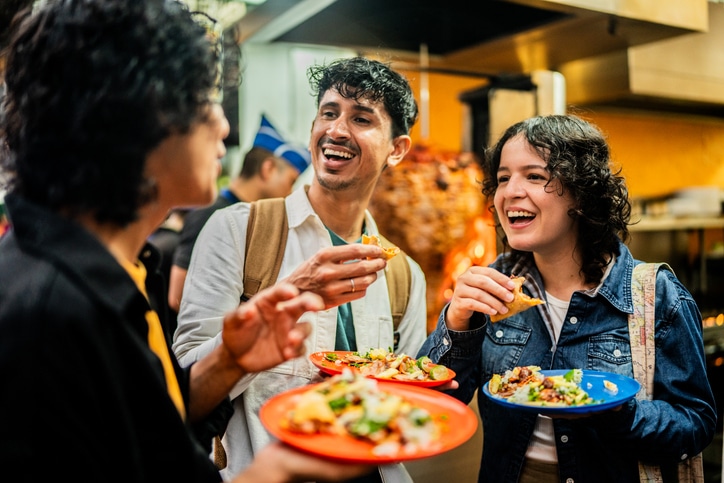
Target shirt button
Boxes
[569,316,578,324]
[496,330,504,338]
[566,479,574,483]
[613,349,622,357]
[443,338,450,346]
[560,435,569,443]
[681,454,688,460]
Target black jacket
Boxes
[0,194,223,482]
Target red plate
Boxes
[309,351,456,388]
[260,380,478,464]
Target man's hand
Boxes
[282,244,387,309]
[222,282,323,373]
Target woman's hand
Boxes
[446,267,516,330]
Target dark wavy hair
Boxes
[0,0,220,225]
[307,57,418,138]
[482,114,631,285]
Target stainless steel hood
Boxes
[559,1,724,117]
[233,0,720,116]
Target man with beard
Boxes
[173,57,428,483]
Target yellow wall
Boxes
[398,68,485,152]
[398,71,724,198]
[583,110,724,198]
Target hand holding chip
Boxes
[445,268,544,331]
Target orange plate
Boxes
[309,351,456,388]
[260,381,478,464]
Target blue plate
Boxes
[482,369,641,415]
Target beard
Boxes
[315,170,357,191]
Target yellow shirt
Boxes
[120,258,186,420]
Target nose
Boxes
[327,117,350,138]
[503,174,526,198]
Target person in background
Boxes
[167,114,311,317]
[418,114,716,483]
[0,1,375,481]
[149,208,189,336]
[173,56,428,483]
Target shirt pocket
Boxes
[587,334,632,375]
[483,321,531,375]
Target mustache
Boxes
[319,137,355,151]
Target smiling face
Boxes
[308,88,410,194]
[493,134,579,258]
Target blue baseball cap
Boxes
[252,114,311,174]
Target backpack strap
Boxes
[629,262,669,401]
[241,198,287,302]
[240,199,411,332]
[629,262,704,483]
[378,234,411,331]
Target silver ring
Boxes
[349,278,356,293]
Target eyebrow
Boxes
[497,164,547,171]
[320,100,377,116]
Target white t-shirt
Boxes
[525,259,615,463]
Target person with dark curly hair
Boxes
[0,1,375,482]
[173,56,428,483]
[418,114,715,482]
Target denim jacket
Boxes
[418,242,716,483]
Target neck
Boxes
[227,177,259,203]
[307,182,370,242]
[77,205,167,265]
[533,248,590,300]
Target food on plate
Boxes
[488,366,600,407]
[603,379,619,394]
[361,234,400,260]
[323,348,451,382]
[490,276,545,322]
[282,370,442,456]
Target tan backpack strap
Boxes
[242,198,287,302]
[378,234,411,331]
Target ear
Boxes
[386,135,412,168]
[259,157,277,180]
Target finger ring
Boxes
[349,278,356,293]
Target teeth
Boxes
[324,148,353,159]
[507,210,534,218]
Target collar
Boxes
[285,185,381,235]
[5,193,154,316]
[219,188,241,204]
[505,241,635,316]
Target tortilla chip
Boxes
[361,234,400,260]
[490,276,545,323]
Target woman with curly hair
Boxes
[0,0,373,482]
[418,114,715,482]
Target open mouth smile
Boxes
[507,210,536,224]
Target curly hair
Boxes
[307,56,418,139]
[0,0,220,225]
[481,114,631,285]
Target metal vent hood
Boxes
[233,0,715,114]
[559,1,724,116]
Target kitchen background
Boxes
[177,0,724,481]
